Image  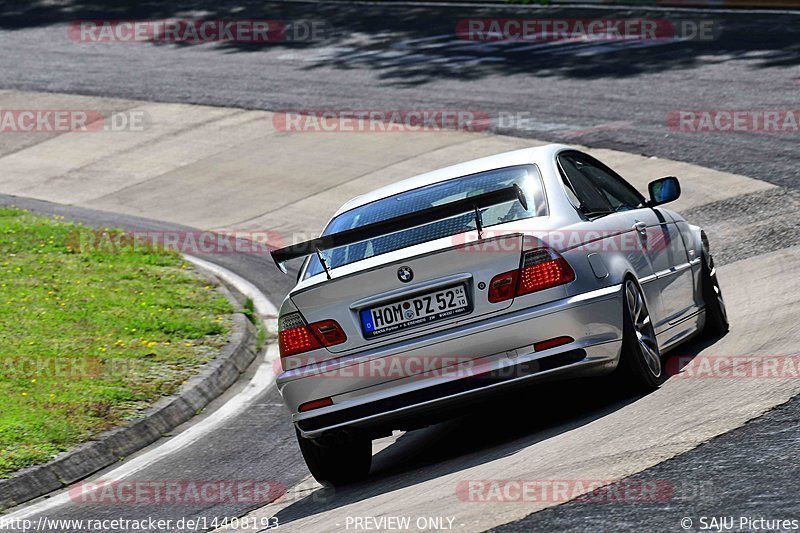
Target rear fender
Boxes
[560,245,638,295]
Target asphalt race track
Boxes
[1,1,799,532]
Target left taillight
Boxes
[278,312,346,358]
[488,248,575,303]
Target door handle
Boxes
[632,221,647,234]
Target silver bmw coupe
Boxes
[270,144,728,486]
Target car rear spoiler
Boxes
[270,184,528,275]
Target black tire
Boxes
[615,278,667,392]
[700,236,729,337]
[295,428,372,487]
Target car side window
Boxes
[558,155,614,213]
[558,153,644,214]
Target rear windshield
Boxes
[304,164,547,278]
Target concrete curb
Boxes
[0,270,258,511]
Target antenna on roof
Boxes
[473,204,483,240]
[315,247,332,280]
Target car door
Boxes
[632,206,698,327]
[559,151,695,331]
[578,160,696,328]
[556,152,664,325]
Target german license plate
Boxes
[360,284,470,339]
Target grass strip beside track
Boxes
[0,208,232,478]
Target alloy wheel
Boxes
[625,280,661,378]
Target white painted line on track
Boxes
[6,255,282,520]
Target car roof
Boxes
[333,143,573,217]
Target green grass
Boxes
[0,208,233,477]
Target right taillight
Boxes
[488,248,575,303]
[517,248,575,295]
[278,313,347,358]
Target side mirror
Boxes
[647,176,681,207]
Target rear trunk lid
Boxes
[289,232,524,355]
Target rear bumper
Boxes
[277,284,624,438]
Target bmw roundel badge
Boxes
[397,266,413,283]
